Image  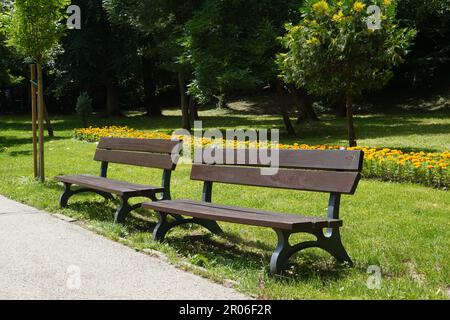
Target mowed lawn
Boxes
[0,110,449,299]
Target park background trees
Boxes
[277,0,416,146]
[0,0,449,143]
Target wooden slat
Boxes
[98,137,182,154]
[143,200,342,231]
[178,200,339,224]
[191,164,361,194]
[94,149,177,170]
[196,148,363,171]
[55,174,164,196]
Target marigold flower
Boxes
[332,11,345,22]
[312,0,329,14]
[306,37,320,45]
[353,1,365,12]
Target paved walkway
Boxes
[0,195,248,300]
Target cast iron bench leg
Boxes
[270,228,353,275]
[59,183,73,208]
[152,212,223,241]
[319,228,353,266]
[114,196,157,224]
[59,183,114,208]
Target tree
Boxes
[56,0,137,117]
[103,0,201,129]
[395,0,450,88]
[102,0,164,116]
[0,1,16,89]
[186,0,302,109]
[278,0,416,146]
[5,0,69,181]
[76,92,93,128]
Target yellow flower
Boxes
[332,11,344,22]
[306,37,320,45]
[353,1,365,12]
[290,25,303,33]
[384,0,392,5]
[312,0,329,14]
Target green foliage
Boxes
[5,0,70,62]
[186,0,302,104]
[395,0,450,87]
[76,92,93,115]
[103,0,199,73]
[0,0,21,87]
[75,92,93,127]
[278,0,416,98]
[56,1,136,90]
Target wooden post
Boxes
[30,64,38,178]
[37,62,45,182]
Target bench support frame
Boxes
[270,193,353,274]
[152,181,223,241]
[59,182,114,208]
[59,161,172,223]
[152,211,223,241]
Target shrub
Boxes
[75,92,93,128]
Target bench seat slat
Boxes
[191,164,361,194]
[143,200,342,231]
[55,174,164,196]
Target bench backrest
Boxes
[94,137,182,170]
[191,149,363,194]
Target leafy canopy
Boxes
[5,0,70,62]
[278,0,416,98]
[186,0,302,103]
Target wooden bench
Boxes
[143,148,363,274]
[56,137,182,223]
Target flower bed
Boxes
[74,126,450,189]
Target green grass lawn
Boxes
[0,110,449,299]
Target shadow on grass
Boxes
[0,135,68,149]
[2,108,449,153]
[165,232,351,282]
[62,196,351,282]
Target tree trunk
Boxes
[178,73,191,131]
[276,81,296,135]
[336,96,347,117]
[290,86,319,123]
[82,114,88,128]
[43,101,54,137]
[30,64,38,178]
[106,81,120,116]
[142,57,161,116]
[36,62,45,182]
[216,93,227,109]
[346,94,357,147]
[189,95,199,123]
